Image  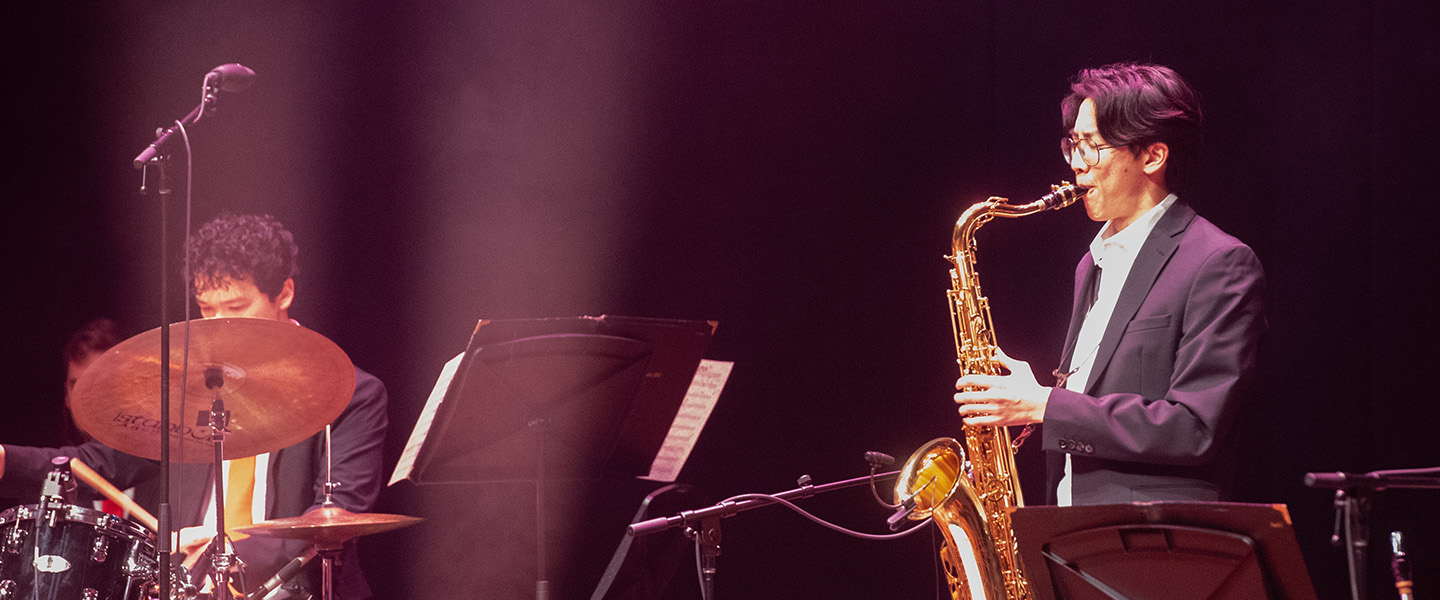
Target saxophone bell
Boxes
[895,438,1009,599]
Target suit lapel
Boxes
[1059,255,1098,373]
[1084,202,1196,394]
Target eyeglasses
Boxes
[1061,136,1123,167]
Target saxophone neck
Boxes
[950,182,1085,258]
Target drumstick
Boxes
[70,457,158,532]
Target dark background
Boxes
[3,1,1438,598]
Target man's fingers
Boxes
[956,401,1000,415]
[956,388,1018,405]
[991,348,1030,376]
[956,374,1002,390]
[961,413,1002,426]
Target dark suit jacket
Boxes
[1042,201,1267,505]
[2,366,389,599]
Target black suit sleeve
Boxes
[1,440,158,500]
[310,368,389,513]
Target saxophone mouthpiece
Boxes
[1043,182,1087,210]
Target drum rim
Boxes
[0,503,155,543]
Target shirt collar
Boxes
[1088,194,1178,269]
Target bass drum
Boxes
[0,503,156,600]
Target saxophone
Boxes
[895,182,1084,600]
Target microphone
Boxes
[865,451,894,469]
[132,63,258,168]
[251,546,318,600]
[206,63,257,93]
[41,455,77,503]
[1304,471,1380,489]
[1304,468,1440,491]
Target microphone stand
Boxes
[137,152,176,600]
[1304,468,1440,600]
[628,470,900,600]
[1333,488,1370,600]
[132,75,225,169]
[133,65,251,600]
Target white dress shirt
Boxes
[1057,194,1177,506]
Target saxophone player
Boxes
[953,63,1267,506]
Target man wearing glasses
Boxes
[953,63,1268,506]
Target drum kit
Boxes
[0,318,420,600]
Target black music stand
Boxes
[1010,502,1317,600]
[399,316,717,599]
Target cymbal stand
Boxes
[246,424,342,600]
[313,541,343,600]
[203,366,239,600]
[316,424,341,600]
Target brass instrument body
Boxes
[897,183,1083,600]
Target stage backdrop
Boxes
[3,1,1437,598]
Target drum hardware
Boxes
[233,503,422,600]
[231,503,423,549]
[244,547,316,600]
[0,502,156,600]
[70,459,158,533]
[198,364,242,600]
[233,425,422,600]
[2,526,23,556]
[68,318,355,463]
[67,318,360,598]
[62,315,423,599]
[71,459,201,599]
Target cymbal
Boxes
[232,504,422,546]
[70,318,355,462]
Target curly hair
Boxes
[64,317,123,364]
[186,213,299,299]
[1061,62,1203,193]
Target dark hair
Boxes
[186,213,298,299]
[64,318,122,364]
[1062,62,1203,192]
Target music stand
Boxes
[399,316,717,599]
[1010,502,1317,600]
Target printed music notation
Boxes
[641,359,733,483]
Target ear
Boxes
[1141,142,1169,176]
[275,278,295,311]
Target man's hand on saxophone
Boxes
[954,347,1049,427]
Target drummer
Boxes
[0,213,390,600]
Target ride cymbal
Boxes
[70,317,355,462]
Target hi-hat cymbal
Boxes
[232,504,422,546]
[70,317,355,462]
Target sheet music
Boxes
[388,352,465,486]
[641,359,733,482]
